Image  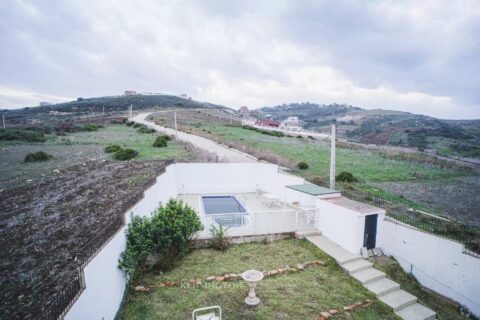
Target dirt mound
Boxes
[0,159,167,319]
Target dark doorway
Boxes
[363,214,378,249]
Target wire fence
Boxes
[340,187,480,257]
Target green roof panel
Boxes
[286,184,340,196]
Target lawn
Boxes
[0,124,192,190]
[121,239,398,319]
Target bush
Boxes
[137,126,156,134]
[0,129,46,142]
[298,161,309,170]
[113,148,138,161]
[209,225,230,251]
[159,134,171,141]
[118,199,203,277]
[312,176,323,186]
[104,144,122,153]
[25,151,52,162]
[297,135,303,138]
[153,136,168,148]
[126,121,135,126]
[133,123,143,128]
[336,171,358,183]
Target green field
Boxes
[0,125,192,190]
[198,124,464,183]
[121,239,398,319]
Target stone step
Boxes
[341,259,373,274]
[351,268,386,285]
[379,289,417,312]
[295,230,322,239]
[365,278,400,297]
[395,303,436,320]
[306,235,362,265]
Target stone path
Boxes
[131,113,257,163]
[307,235,436,320]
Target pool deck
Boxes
[178,192,316,239]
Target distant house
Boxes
[124,90,136,96]
[256,119,280,127]
[239,106,250,114]
[280,116,302,131]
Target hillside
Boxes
[1,94,226,127]
[259,103,480,159]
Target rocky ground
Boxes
[0,159,167,319]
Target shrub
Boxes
[298,161,309,170]
[25,151,52,162]
[0,129,46,142]
[118,199,203,277]
[126,121,135,126]
[336,171,358,183]
[209,224,230,251]
[297,135,303,139]
[113,148,138,161]
[104,144,122,153]
[312,176,323,186]
[137,126,156,134]
[153,136,168,148]
[133,123,143,128]
[159,134,171,141]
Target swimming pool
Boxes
[202,196,248,227]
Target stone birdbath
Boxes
[241,269,264,306]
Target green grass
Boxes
[51,124,191,161]
[121,239,398,319]
[0,125,192,190]
[198,124,463,183]
[371,256,465,320]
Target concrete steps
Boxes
[342,259,373,274]
[306,235,436,320]
[351,268,386,285]
[396,303,437,320]
[295,230,321,239]
[365,278,400,296]
[379,289,417,311]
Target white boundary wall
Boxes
[379,220,480,316]
[65,163,303,320]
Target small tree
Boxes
[119,199,203,277]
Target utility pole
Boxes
[174,111,178,138]
[129,104,133,118]
[329,124,336,190]
[102,105,105,117]
[2,113,5,129]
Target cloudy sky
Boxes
[0,0,479,119]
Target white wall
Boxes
[379,220,480,316]
[316,199,365,254]
[65,167,177,320]
[65,162,304,319]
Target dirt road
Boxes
[131,113,257,162]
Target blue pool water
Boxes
[202,196,246,214]
[202,196,247,227]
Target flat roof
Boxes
[325,197,385,215]
[286,184,340,196]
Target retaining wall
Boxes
[379,220,480,316]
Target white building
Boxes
[279,116,303,131]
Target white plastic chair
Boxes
[192,305,222,320]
